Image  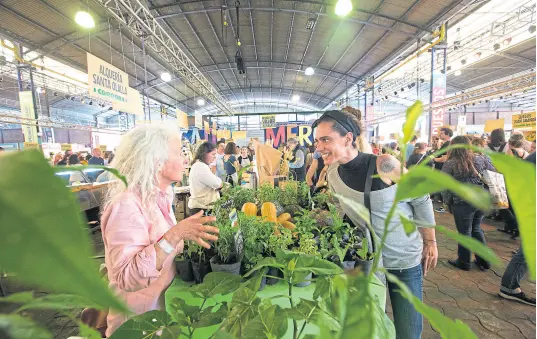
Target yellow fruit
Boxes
[277,213,292,223]
[241,202,257,217]
[281,221,296,231]
[261,202,278,223]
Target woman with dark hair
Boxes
[313,110,437,339]
[488,128,508,153]
[441,136,496,271]
[68,154,80,165]
[223,142,239,185]
[406,143,433,168]
[57,153,69,166]
[188,142,223,216]
[508,133,529,159]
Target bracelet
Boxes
[424,239,437,243]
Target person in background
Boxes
[508,134,529,160]
[287,138,307,182]
[371,142,380,155]
[215,139,226,180]
[235,145,241,155]
[405,135,418,162]
[306,147,325,187]
[248,143,256,158]
[470,136,486,154]
[498,151,536,306]
[53,152,63,165]
[89,148,105,166]
[313,109,437,339]
[238,146,253,169]
[188,142,223,216]
[406,143,433,168]
[305,145,315,171]
[86,153,93,162]
[389,141,400,156]
[223,142,239,185]
[79,154,88,165]
[441,136,496,271]
[100,125,218,336]
[433,127,453,213]
[57,153,69,166]
[488,128,508,153]
[68,154,86,184]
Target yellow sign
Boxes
[24,142,39,149]
[204,121,210,134]
[484,118,505,133]
[112,87,144,116]
[523,130,536,142]
[19,91,38,143]
[88,53,129,104]
[389,133,398,140]
[61,143,72,151]
[512,112,536,129]
[195,111,203,129]
[233,131,247,140]
[176,109,188,129]
[261,115,276,128]
[99,145,107,151]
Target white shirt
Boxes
[188,161,222,209]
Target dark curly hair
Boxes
[192,142,216,165]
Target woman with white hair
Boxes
[101,125,219,336]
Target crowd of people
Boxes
[51,148,115,167]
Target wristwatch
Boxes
[157,236,175,254]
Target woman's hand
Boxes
[421,240,438,276]
[165,211,219,249]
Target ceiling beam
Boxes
[149,0,433,33]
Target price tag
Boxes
[229,208,238,227]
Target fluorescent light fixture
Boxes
[292,94,300,102]
[197,99,205,106]
[304,67,315,76]
[160,72,172,82]
[335,0,353,17]
[454,70,462,76]
[75,11,95,29]
[35,87,43,93]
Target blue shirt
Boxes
[289,149,305,169]
[224,155,237,175]
[405,143,415,162]
[88,156,104,166]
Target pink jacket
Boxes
[100,189,180,337]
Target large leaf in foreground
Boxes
[0,292,103,313]
[386,272,477,339]
[488,152,536,279]
[0,314,52,339]
[396,166,491,212]
[242,304,288,339]
[189,272,242,298]
[436,225,500,267]
[109,310,179,339]
[402,101,423,144]
[0,150,126,312]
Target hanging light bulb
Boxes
[197,99,205,106]
[160,72,172,82]
[335,0,353,17]
[292,94,300,102]
[75,11,95,29]
[304,67,315,76]
[454,70,462,76]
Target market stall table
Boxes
[173,185,190,218]
[165,275,387,338]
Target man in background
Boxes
[215,139,226,180]
[433,127,453,213]
[88,148,104,166]
[405,135,418,163]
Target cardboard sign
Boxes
[484,119,505,133]
[176,109,189,129]
[512,112,536,129]
[61,143,72,151]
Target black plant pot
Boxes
[266,267,282,285]
[355,257,373,276]
[209,256,242,275]
[340,260,356,270]
[192,260,212,284]
[294,272,312,287]
[258,275,267,291]
[175,259,194,282]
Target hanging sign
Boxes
[261,115,276,128]
[233,131,247,140]
[264,124,313,148]
[204,121,210,136]
[431,71,447,137]
[484,118,505,133]
[195,111,203,129]
[512,112,536,129]
[365,104,374,123]
[61,143,72,151]
[176,109,188,129]
[23,142,39,149]
[87,53,128,104]
[457,115,467,136]
[19,91,38,144]
[523,130,536,142]
[112,87,143,116]
[99,145,107,151]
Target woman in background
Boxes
[508,134,529,159]
[238,146,254,169]
[188,142,223,216]
[406,143,433,168]
[223,142,240,185]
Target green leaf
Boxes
[0,291,35,303]
[386,272,477,339]
[294,255,343,276]
[159,325,183,339]
[244,257,285,278]
[402,101,423,144]
[0,314,52,339]
[2,293,104,313]
[285,299,318,321]
[0,150,127,312]
[189,272,242,298]
[109,310,176,339]
[313,276,332,300]
[400,215,417,236]
[213,330,237,339]
[78,322,103,339]
[195,304,228,328]
[435,225,501,267]
[220,283,261,337]
[168,298,199,326]
[487,152,536,279]
[333,194,371,227]
[396,165,491,212]
[51,164,128,186]
[242,305,288,339]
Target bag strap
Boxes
[416,153,427,165]
[364,155,378,254]
[498,143,506,152]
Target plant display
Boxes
[280,180,298,206]
[238,212,273,270]
[1,101,533,339]
[261,201,278,222]
[213,221,239,265]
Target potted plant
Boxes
[354,237,374,276]
[266,227,294,285]
[210,221,241,275]
[174,244,194,282]
[189,242,212,284]
[292,233,319,287]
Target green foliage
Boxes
[213,185,257,223]
[385,272,478,339]
[487,151,536,279]
[268,227,294,255]
[78,323,103,339]
[257,182,278,204]
[0,150,127,312]
[297,181,311,207]
[189,272,242,299]
[0,292,102,313]
[238,212,274,269]
[109,310,180,339]
[242,304,289,339]
[295,233,320,257]
[295,210,321,234]
[400,214,417,236]
[214,221,239,264]
[355,237,369,261]
[402,101,423,144]
[435,225,500,267]
[280,181,299,206]
[0,314,52,339]
[312,191,333,208]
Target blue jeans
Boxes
[452,202,487,268]
[501,247,527,293]
[387,264,423,339]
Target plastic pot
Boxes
[266,267,282,285]
[258,275,267,291]
[175,259,194,282]
[192,260,212,284]
[340,260,356,270]
[209,256,242,275]
[355,257,373,276]
[294,272,312,287]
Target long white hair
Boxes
[103,124,181,217]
